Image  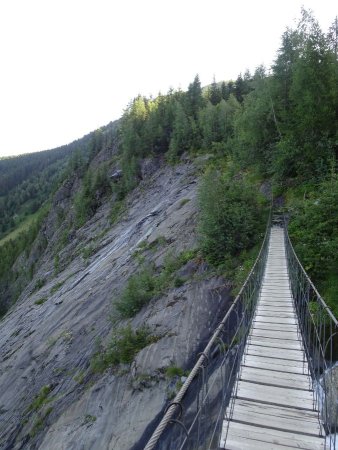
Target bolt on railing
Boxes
[144,211,272,450]
[284,218,338,449]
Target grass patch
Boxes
[29,406,53,437]
[34,278,46,292]
[27,385,52,412]
[83,414,96,425]
[115,249,198,318]
[132,236,168,259]
[73,371,85,384]
[82,245,95,260]
[34,297,48,306]
[0,211,41,247]
[178,198,191,208]
[50,280,64,294]
[110,199,126,225]
[231,243,262,295]
[91,324,158,373]
[115,266,155,318]
[165,366,185,378]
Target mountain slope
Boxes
[0,144,231,449]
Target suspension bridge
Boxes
[144,214,338,450]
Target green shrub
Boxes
[174,277,186,288]
[29,406,53,437]
[116,249,198,318]
[288,177,338,314]
[83,414,96,424]
[54,255,60,274]
[198,170,265,266]
[35,297,48,305]
[115,267,156,318]
[27,385,52,412]
[178,198,190,208]
[165,366,184,378]
[110,199,125,225]
[50,281,64,294]
[34,278,46,292]
[91,324,157,372]
[82,245,95,260]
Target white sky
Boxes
[0,0,337,157]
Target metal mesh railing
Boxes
[144,214,271,450]
[284,219,338,449]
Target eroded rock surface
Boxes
[0,159,231,450]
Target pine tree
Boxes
[327,16,338,59]
[168,101,192,160]
[221,81,229,101]
[185,74,204,119]
[209,76,222,105]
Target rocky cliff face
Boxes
[0,151,231,449]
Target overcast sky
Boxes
[0,0,337,157]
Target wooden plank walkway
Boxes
[220,226,325,450]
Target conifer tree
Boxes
[185,74,204,119]
[209,76,222,105]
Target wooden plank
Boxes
[253,321,298,328]
[243,354,309,374]
[255,310,296,318]
[246,344,306,361]
[262,278,290,284]
[259,295,293,301]
[251,329,299,341]
[249,336,303,350]
[261,286,291,290]
[256,308,295,315]
[223,421,324,450]
[231,399,321,435]
[251,325,299,336]
[240,366,311,390]
[254,315,297,324]
[258,303,294,308]
[257,302,294,307]
[236,381,314,409]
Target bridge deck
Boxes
[220,226,325,449]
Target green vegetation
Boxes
[110,199,126,225]
[81,245,95,261]
[91,324,158,372]
[288,176,338,314]
[74,165,111,228]
[83,414,97,424]
[115,249,198,318]
[34,278,46,292]
[165,366,185,378]
[0,211,41,247]
[34,297,48,306]
[29,406,53,437]
[178,198,190,208]
[27,385,52,412]
[0,121,116,317]
[115,266,156,318]
[198,170,266,267]
[73,371,85,384]
[114,8,338,312]
[50,280,65,294]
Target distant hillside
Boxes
[0,121,117,239]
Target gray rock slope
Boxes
[0,157,231,450]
